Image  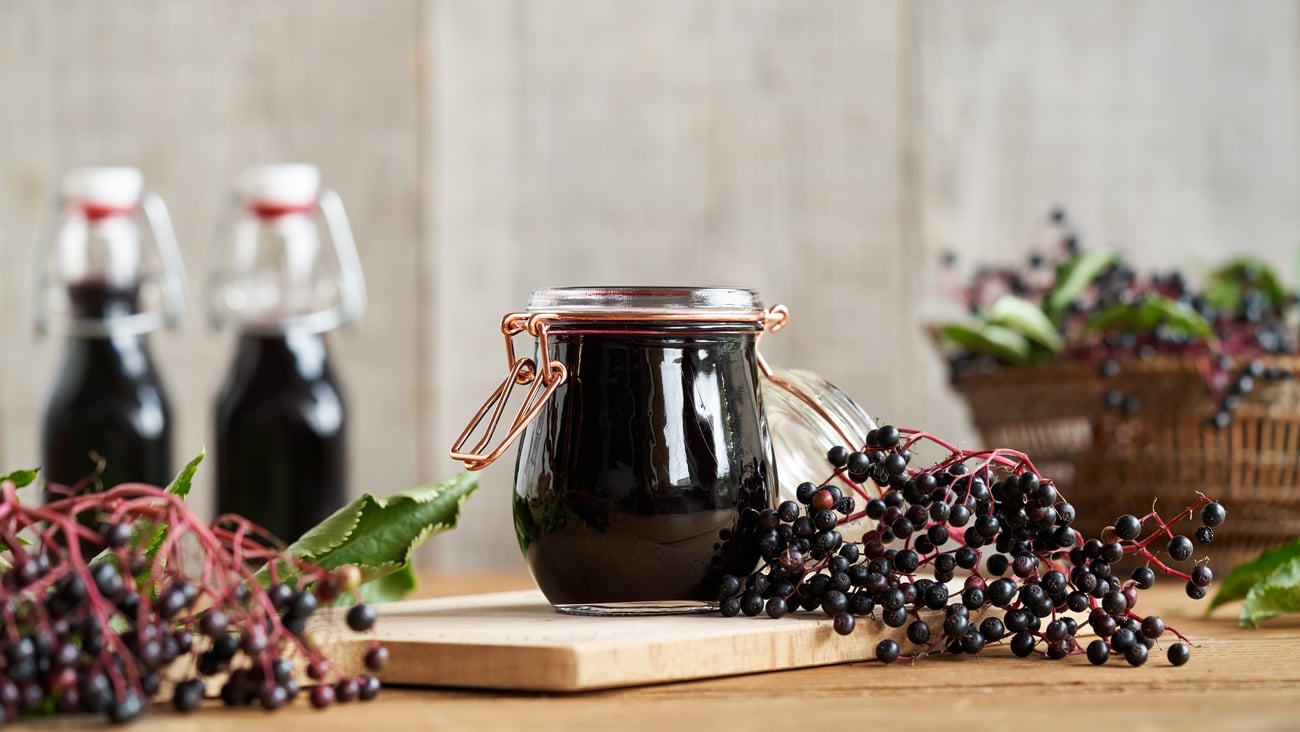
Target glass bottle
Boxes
[209,164,366,542]
[35,166,186,497]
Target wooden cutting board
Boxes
[318,589,957,692]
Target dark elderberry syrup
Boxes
[215,331,346,543]
[42,280,173,495]
[511,288,776,613]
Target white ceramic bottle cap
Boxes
[238,164,321,207]
[60,166,144,209]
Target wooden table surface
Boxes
[52,571,1300,731]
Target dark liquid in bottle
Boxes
[42,280,173,497]
[513,326,775,606]
[215,331,346,543]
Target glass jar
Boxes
[454,287,778,615]
[451,287,879,616]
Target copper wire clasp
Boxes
[450,313,568,471]
[450,303,807,471]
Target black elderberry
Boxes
[267,583,294,610]
[1195,526,1215,544]
[1190,564,1213,588]
[109,691,145,724]
[1167,643,1191,666]
[765,597,788,619]
[1125,643,1149,667]
[827,446,850,468]
[354,675,379,702]
[832,613,855,635]
[961,630,986,655]
[979,616,1005,642]
[1110,628,1137,652]
[985,554,1010,577]
[1125,567,1153,591]
[850,592,875,616]
[1010,632,1036,658]
[875,639,900,664]
[347,604,377,632]
[1168,535,1194,561]
[1200,502,1227,527]
[1087,639,1110,665]
[1113,514,1142,540]
[907,620,931,645]
[719,597,741,617]
[336,678,361,703]
[846,452,871,475]
[881,606,908,628]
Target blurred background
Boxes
[1,0,1296,570]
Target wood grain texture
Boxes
[73,573,1300,731]
[319,588,981,691]
[0,1,423,515]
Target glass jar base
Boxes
[552,600,719,616]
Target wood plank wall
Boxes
[2,1,1297,570]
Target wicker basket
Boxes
[951,355,1300,573]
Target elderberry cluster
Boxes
[0,481,386,725]
[717,425,1224,668]
[945,208,1298,427]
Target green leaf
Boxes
[1209,538,1300,614]
[1241,555,1300,627]
[282,472,478,592]
[166,449,204,498]
[1085,295,1214,339]
[1205,257,1288,310]
[986,294,1063,352]
[143,450,206,570]
[356,564,418,605]
[941,323,1034,365]
[0,469,38,488]
[1045,249,1118,323]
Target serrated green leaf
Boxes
[166,449,204,498]
[1209,538,1300,614]
[1241,555,1300,627]
[941,322,1034,365]
[987,294,1063,352]
[1045,249,1118,323]
[0,469,38,488]
[1086,295,1214,339]
[283,472,478,590]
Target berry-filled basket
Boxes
[951,354,1300,572]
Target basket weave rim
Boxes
[951,353,1300,389]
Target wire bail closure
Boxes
[449,302,867,471]
[451,306,786,471]
[450,312,568,471]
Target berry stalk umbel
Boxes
[0,480,386,724]
[716,424,1223,667]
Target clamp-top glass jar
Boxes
[453,287,779,614]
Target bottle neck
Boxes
[56,331,156,388]
[231,329,333,382]
[65,278,141,318]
